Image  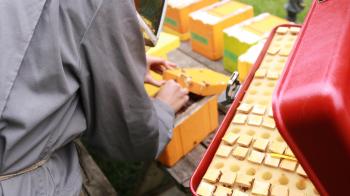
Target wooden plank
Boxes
[163,144,206,188]
[167,49,206,68]
[178,42,231,76]
[182,178,191,190]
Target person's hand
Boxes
[155,80,189,112]
[145,56,177,87]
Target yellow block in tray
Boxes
[237,40,266,82]
[164,0,218,40]
[197,26,319,196]
[223,13,287,72]
[146,32,180,59]
[189,0,253,60]
[163,68,230,96]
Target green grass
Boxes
[238,0,313,23]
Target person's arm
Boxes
[78,0,187,161]
[153,80,189,156]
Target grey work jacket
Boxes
[0,0,174,195]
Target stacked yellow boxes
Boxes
[237,40,266,82]
[189,0,253,60]
[158,68,230,167]
[145,32,180,96]
[164,0,218,40]
[223,13,287,72]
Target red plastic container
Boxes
[190,24,301,195]
[273,0,350,195]
[191,1,350,195]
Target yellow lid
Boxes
[247,15,287,34]
[146,32,180,57]
[163,68,229,96]
[208,1,246,18]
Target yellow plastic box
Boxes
[164,0,218,41]
[163,68,230,96]
[237,40,266,82]
[189,0,253,60]
[146,32,180,59]
[158,95,218,167]
[223,13,287,72]
[156,68,229,167]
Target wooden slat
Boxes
[163,144,206,188]
[178,42,230,76]
[167,49,206,68]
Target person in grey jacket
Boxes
[285,0,305,22]
[0,0,188,195]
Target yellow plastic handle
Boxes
[269,153,297,161]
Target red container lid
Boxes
[273,0,350,195]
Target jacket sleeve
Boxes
[78,0,174,161]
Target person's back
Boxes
[0,0,182,195]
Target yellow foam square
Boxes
[280,159,297,172]
[237,103,253,114]
[279,47,292,57]
[247,114,263,127]
[237,134,253,147]
[267,71,279,80]
[203,169,222,183]
[252,105,266,115]
[236,174,254,189]
[196,181,216,196]
[214,185,232,196]
[268,141,286,154]
[290,27,300,35]
[271,185,289,196]
[232,114,247,124]
[284,148,295,157]
[276,27,289,35]
[216,144,233,158]
[232,146,249,160]
[222,132,239,145]
[264,154,281,168]
[233,189,249,196]
[253,138,269,152]
[296,165,307,177]
[219,172,236,187]
[268,107,274,117]
[262,117,276,129]
[248,150,265,164]
[267,47,280,55]
[251,180,271,196]
[255,68,267,79]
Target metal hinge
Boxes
[217,71,241,113]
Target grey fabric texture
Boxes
[0,0,174,195]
